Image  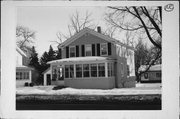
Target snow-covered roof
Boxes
[139,64,161,72]
[16,65,34,70]
[16,46,27,57]
[47,56,115,64]
[58,27,135,50]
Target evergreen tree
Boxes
[48,45,56,61]
[29,46,40,70]
[55,48,62,59]
[39,51,50,72]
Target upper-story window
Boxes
[85,44,92,56]
[100,43,108,56]
[69,46,76,57]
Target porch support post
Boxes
[105,62,108,77]
[74,64,76,78]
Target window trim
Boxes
[85,44,92,56]
[69,46,76,58]
[100,43,108,56]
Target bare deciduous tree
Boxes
[52,10,97,45]
[105,6,162,50]
[106,6,162,77]
[16,25,36,54]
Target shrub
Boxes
[29,83,34,87]
[52,85,67,90]
[24,82,29,87]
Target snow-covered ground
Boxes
[16,83,161,95]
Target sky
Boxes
[17,6,108,57]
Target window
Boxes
[121,63,124,76]
[91,64,97,77]
[144,73,148,79]
[65,65,69,78]
[52,68,57,81]
[108,63,114,77]
[100,43,108,56]
[85,44,92,56]
[127,65,130,76]
[69,46,76,57]
[70,65,74,78]
[16,71,29,80]
[76,64,82,78]
[156,72,161,78]
[52,66,63,80]
[65,65,74,78]
[98,63,105,77]
[83,64,90,77]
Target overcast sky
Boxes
[17,6,108,57]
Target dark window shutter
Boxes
[66,46,69,58]
[92,44,95,56]
[108,42,112,55]
[81,45,85,57]
[97,43,100,56]
[76,45,79,57]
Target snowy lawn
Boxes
[16,83,161,95]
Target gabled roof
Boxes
[58,27,134,50]
[42,68,50,74]
[16,46,27,57]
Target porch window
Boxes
[85,44,92,56]
[52,68,57,81]
[91,64,97,77]
[127,65,130,76]
[121,63,124,77]
[108,62,114,77]
[144,73,148,79]
[16,71,29,80]
[65,65,74,78]
[156,72,161,78]
[69,46,76,57]
[65,65,69,78]
[83,64,90,77]
[100,43,108,56]
[76,64,82,78]
[98,63,105,77]
[70,65,74,78]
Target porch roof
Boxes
[47,56,116,64]
[16,65,34,70]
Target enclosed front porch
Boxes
[48,56,116,89]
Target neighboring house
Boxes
[16,47,33,87]
[45,27,136,89]
[139,64,161,82]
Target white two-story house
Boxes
[16,47,33,87]
[44,27,136,89]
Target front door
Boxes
[46,74,51,85]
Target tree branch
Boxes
[133,7,161,49]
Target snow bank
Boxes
[16,85,161,95]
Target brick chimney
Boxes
[97,26,101,33]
